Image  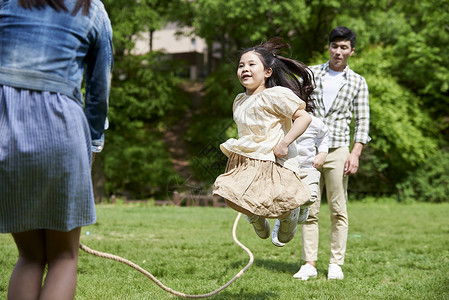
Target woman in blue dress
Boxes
[0,0,112,298]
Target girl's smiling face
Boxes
[237,51,272,95]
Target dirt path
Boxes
[162,81,204,185]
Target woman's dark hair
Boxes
[18,0,91,16]
[240,37,315,113]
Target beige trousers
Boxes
[301,147,349,265]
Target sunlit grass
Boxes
[1,202,448,299]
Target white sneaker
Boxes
[246,215,270,239]
[278,207,299,243]
[327,263,344,280]
[293,264,317,280]
[271,219,285,247]
[298,207,309,224]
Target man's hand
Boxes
[344,142,363,175]
[344,153,359,175]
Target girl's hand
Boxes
[313,152,327,169]
[274,109,311,158]
[274,141,289,158]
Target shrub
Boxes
[397,150,449,203]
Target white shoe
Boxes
[246,215,270,239]
[293,264,317,280]
[327,263,344,280]
[298,207,309,224]
[271,219,285,247]
[278,207,299,243]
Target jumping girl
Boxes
[213,37,315,244]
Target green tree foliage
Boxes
[97,0,448,201]
[346,0,449,135]
[344,47,439,195]
[95,0,188,200]
[183,0,449,200]
[104,53,187,199]
[330,0,449,199]
[187,63,240,182]
[188,0,311,59]
[397,150,449,203]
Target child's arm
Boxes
[274,109,312,158]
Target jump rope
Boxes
[79,212,253,298]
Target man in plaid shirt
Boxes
[294,26,370,281]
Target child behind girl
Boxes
[271,115,329,247]
[213,37,315,244]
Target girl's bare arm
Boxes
[274,109,312,158]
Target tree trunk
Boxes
[92,154,107,203]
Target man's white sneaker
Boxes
[271,219,285,247]
[278,207,299,243]
[293,264,317,280]
[298,207,309,224]
[327,263,344,280]
[246,215,270,239]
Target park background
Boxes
[92,0,449,204]
[1,1,449,299]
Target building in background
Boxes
[133,23,220,80]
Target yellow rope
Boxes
[79,213,253,298]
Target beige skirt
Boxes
[213,152,311,218]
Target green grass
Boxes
[1,202,449,299]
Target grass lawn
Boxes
[1,201,448,299]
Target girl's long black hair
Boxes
[240,37,315,113]
[18,0,91,16]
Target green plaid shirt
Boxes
[310,62,370,148]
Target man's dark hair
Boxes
[18,0,91,16]
[329,26,356,48]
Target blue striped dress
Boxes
[0,85,96,233]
